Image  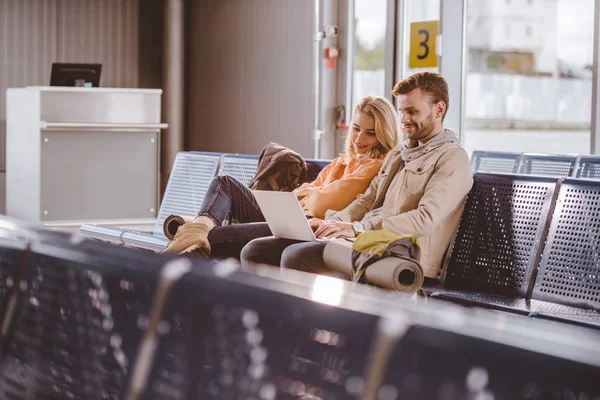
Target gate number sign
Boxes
[409,20,438,68]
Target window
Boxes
[464,0,594,156]
[403,0,440,76]
[351,0,387,107]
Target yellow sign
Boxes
[409,20,438,68]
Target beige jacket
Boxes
[325,138,473,279]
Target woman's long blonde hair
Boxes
[345,95,400,159]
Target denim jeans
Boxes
[240,237,330,274]
[199,175,265,226]
[208,223,272,260]
[198,175,272,259]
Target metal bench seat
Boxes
[431,173,557,305]
[470,150,522,173]
[0,234,167,399]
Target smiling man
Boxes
[273,72,474,281]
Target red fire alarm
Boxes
[325,47,339,69]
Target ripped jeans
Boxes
[198,175,272,259]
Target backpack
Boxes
[248,142,308,191]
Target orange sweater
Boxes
[293,155,384,219]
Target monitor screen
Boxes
[50,63,102,87]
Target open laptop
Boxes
[253,191,328,242]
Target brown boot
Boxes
[162,222,211,257]
[163,214,197,240]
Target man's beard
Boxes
[405,113,436,141]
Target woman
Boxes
[163,95,400,259]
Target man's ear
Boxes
[435,101,446,119]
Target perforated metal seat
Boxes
[518,153,578,177]
[153,152,222,236]
[217,154,259,186]
[0,237,167,400]
[575,155,600,179]
[431,292,533,312]
[380,324,600,399]
[432,173,558,311]
[143,268,380,399]
[0,237,27,326]
[470,150,522,173]
[527,178,600,328]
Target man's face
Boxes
[397,88,439,142]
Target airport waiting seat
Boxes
[470,150,522,174]
[143,268,381,399]
[0,234,169,399]
[2,215,600,398]
[518,153,578,177]
[382,322,600,398]
[431,173,558,312]
[0,236,28,329]
[154,152,223,235]
[217,154,260,185]
[574,155,600,179]
[432,175,600,330]
[527,178,600,328]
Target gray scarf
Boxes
[400,129,459,162]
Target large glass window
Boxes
[352,0,388,106]
[463,0,594,156]
[402,0,440,77]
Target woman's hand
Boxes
[314,221,355,239]
[308,218,324,231]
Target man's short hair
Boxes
[392,72,449,121]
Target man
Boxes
[243,72,473,281]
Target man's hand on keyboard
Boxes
[314,221,355,239]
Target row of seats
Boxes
[80,149,599,332]
[471,150,600,178]
[82,149,599,251]
[429,172,600,329]
[80,151,330,250]
[158,152,330,238]
[1,217,600,398]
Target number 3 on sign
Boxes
[409,20,438,68]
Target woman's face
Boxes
[350,112,380,155]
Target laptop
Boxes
[253,191,328,242]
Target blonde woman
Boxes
[164,95,400,259]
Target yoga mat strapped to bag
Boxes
[322,232,424,294]
[163,215,196,240]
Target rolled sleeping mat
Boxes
[322,239,425,294]
[163,215,197,240]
